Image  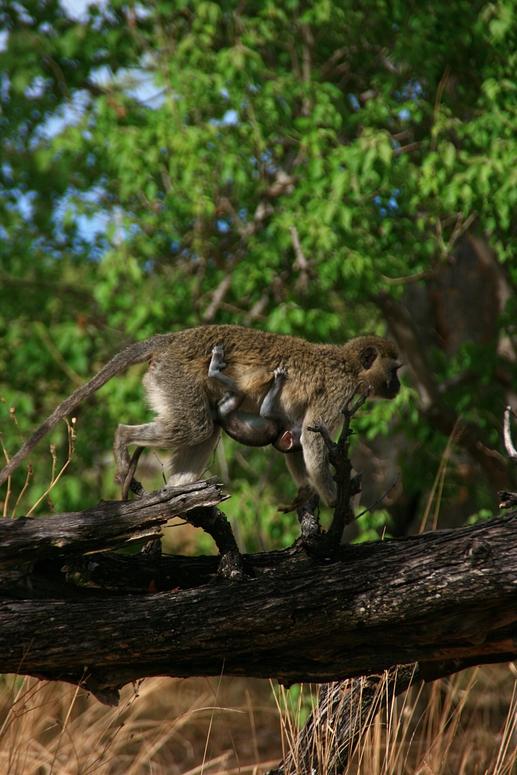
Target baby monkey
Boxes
[123,345,301,498]
[208,345,301,453]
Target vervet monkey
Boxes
[208,345,301,452]
[0,325,401,506]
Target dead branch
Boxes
[1,503,517,704]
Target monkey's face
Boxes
[359,345,402,400]
[374,359,402,399]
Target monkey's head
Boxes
[354,337,402,399]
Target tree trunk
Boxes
[267,667,419,775]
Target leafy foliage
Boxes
[1,0,517,542]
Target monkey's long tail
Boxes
[0,334,172,487]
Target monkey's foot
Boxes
[208,345,227,375]
[130,477,147,497]
[498,490,517,509]
[273,366,287,383]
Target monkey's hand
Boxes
[273,366,287,383]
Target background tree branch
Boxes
[376,291,510,492]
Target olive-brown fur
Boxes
[0,325,401,507]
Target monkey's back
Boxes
[147,325,341,417]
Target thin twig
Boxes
[290,226,312,294]
[122,446,146,500]
[0,429,12,518]
[431,65,451,153]
[447,211,477,254]
[355,474,400,519]
[26,418,76,516]
[11,465,33,519]
[3,405,33,518]
[202,274,233,322]
[393,141,423,155]
[379,269,432,286]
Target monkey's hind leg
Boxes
[284,450,321,539]
[167,429,246,580]
[114,420,170,487]
[259,367,287,422]
[166,427,221,486]
[114,420,221,488]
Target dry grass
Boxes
[0,674,282,775]
[0,665,517,774]
[275,665,517,775]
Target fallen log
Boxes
[0,487,516,705]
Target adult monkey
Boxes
[0,325,401,507]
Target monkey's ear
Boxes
[360,346,378,370]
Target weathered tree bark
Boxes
[0,479,226,564]
[1,482,517,706]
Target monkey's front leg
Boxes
[290,425,338,508]
[114,421,166,487]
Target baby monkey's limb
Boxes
[208,344,244,394]
[208,346,301,451]
[120,345,295,496]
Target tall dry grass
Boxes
[0,665,516,774]
[275,665,517,775]
[0,674,281,774]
